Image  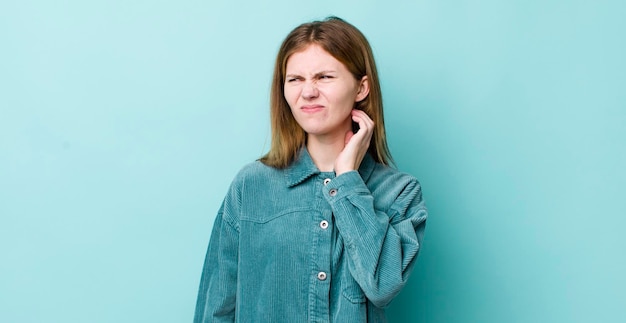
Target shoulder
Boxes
[229,160,284,189]
[368,163,426,219]
[220,161,284,222]
[369,162,421,190]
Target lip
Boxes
[301,105,324,113]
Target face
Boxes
[284,44,368,138]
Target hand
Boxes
[334,109,375,176]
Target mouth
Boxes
[301,105,324,113]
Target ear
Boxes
[355,75,370,102]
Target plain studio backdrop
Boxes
[1,1,624,322]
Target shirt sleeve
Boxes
[322,170,428,308]
[194,194,240,322]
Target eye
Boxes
[319,75,333,80]
[286,76,302,83]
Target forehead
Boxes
[285,44,345,72]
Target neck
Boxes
[306,132,347,172]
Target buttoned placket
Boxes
[310,174,335,322]
[320,177,332,230]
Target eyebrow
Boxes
[314,70,337,77]
[285,70,337,79]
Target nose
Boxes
[301,81,319,100]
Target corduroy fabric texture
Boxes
[194,148,427,323]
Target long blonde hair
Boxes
[260,16,392,168]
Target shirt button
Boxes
[329,188,337,197]
[323,178,331,186]
[320,220,329,229]
[317,272,327,281]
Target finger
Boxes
[351,110,370,127]
[351,110,374,130]
[351,113,374,137]
[352,109,373,122]
[344,130,354,145]
[351,116,369,140]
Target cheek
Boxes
[283,87,298,108]
[333,88,358,110]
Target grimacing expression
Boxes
[284,44,369,138]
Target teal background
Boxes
[1,1,624,322]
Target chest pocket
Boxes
[239,207,318,264]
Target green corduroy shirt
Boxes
[194,148,427,322]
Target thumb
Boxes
[344,130,354,145]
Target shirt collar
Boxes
[285,147,376,187]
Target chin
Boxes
[299,122,349,138]
[302,128,325,136]
[297,123,325,135]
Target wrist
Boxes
[334,167,355,176]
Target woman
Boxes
[194,16,427,322]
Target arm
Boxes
[194,199,240,322]
[330,109,427,307]
[323,171,427,308]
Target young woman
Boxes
[194,16,428,322]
